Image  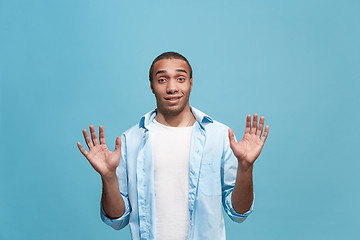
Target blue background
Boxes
[1,0,359,239]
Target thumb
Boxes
[228,128,236,146]
[114,136,121,153]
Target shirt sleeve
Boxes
[100,134,132,230]
[221,128,254,223]
[224,191,254,223]
[100,193,131,230]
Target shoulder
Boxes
[121,109,156,139]
[209,119,230,131]
[203,120,230,144]
[122,123,144,140]
[191,107,229,130]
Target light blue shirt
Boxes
[100,107,254,240]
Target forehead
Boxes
[153,58,190,74]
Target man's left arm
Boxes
[228,114,269,214]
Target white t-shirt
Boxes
[151,119,193,240]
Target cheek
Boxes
[152,87,165,98]
[184,84,192,93]
[150,83,155,93]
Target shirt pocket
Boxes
[199,162,222,196]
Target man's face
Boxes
[151,58,193,116]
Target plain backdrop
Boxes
[1,0,359,239]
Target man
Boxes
[77,52,269,240]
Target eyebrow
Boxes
[155,69,188,76]
[175,69,188,74]
[155,70,166,76]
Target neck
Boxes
[155,105,195,127]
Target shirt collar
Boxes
[139,106,213,130]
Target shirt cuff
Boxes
[100,194,131,230]
[226,192,254,223]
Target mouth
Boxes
[164,95,183,104]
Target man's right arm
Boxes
[77,125,128,226]
[101,172,125,219]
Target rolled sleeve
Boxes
[221,127,254,223]
[100,134,131,230]
[223,191,254,223]
[100,193,131,230]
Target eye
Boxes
[178,77,185,82]
[158,78,166,83]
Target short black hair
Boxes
[149,51,192,82]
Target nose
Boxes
[166,79,178,94]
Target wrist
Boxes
[237,161,254,173]
[101,171,118,183]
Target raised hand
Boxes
[228,114,269,171]
[77,125,121,178]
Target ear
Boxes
[190,77,193,92]
[150,81,155,94]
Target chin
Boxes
[164,107,184,116]
[161,104,188,116]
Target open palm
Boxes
[77,125,121,177]
[229,114,269,170]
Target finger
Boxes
[245,115,251,134]
[261,125,270,143]
[228,128,236,145]
[77,142,89,158]
[90,125,99,146]
[99,125,106,145]
[82,129,94,149]
[251,114,258,134]
[114,136,121,153]
[256,116,265,136]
